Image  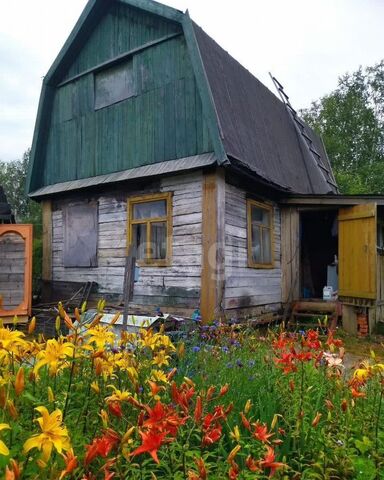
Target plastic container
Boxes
[323,286,333,301]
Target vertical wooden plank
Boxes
[200,168,225,322]
[42,200,53,281]
[281,207,300,303]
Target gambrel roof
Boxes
[28,0,337,197]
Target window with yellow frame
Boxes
[247,199,274,268]
[127,192,172,266]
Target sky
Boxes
[1,0,383,162]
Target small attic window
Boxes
[94,60,135,110]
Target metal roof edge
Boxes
[280,194,384,206]
[28,153,216,199]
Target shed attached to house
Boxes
[29,0,361,323]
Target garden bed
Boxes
[0,305,383,479]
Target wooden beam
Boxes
[42,200,52,281]
[200,169,225,322]
[57,32,182,88]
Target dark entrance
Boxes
[300,210,338,298]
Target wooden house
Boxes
[27,0,384,331]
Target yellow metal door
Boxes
[339,203,377,299]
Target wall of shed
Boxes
[37,3,212,190]
[50,171,203,314]
[224,183,282,317]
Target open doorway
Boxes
[300,209,338,299]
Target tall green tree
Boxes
[0,150,42,280]
[0,149,41,231]
[302,60,384,194]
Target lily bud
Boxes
[227,445,241,463]
[28,317,36,335]
[311,412,322,427]
[7,400,18,419]
[194,396,203,423]
[47,387,55,403]
[244,399,252,414]
[219,384,229,396]
[15,367,25,396]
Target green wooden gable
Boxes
[28,0,335,197]
[27,0,225,195]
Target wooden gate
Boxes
[339,204,376,299]
[0,225,33,320]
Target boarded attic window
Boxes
[63,202,98,267]
[94,60,135,110]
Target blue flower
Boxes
[236,359,243,368]
[192,346,201,353]
[248,360,255,368]
[221,346,229,353]
[226,362,233,369]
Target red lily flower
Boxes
[60,450,78,479]
[131,430,166,464]
[84,430,120,465]
[252,421,274,443]
[240,412,251,431]
[108,401,122,418]
[202,424,222,446]
[228,460,240,480]
[259,446,286,477]
[143,401,187,437]
[246,455,260,472]
[195,457,207,480]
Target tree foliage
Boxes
[0,149,41,231]
[0,149,42,281]
[302,60,384,194]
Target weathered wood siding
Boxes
[38,3,212,190]
[51,172,203,312]
[0,233,25,310]
[224,183,282,313]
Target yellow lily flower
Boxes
[85,325,114,349]
[353,368,371,383]
[105,385,131,403]
[152,350,170,368]
[23,406,71,463]
[151,370,168,384]
[0,327,28,363]
[34,338,75,376]
[0,423,10,456]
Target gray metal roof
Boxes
[29,153,216,198]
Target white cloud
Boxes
[0,0,383,161]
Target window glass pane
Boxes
[150,222,167,260]
[132,224,147,260]
[95,60,135,110]
[133,200,166,220]
[251,205,270,226]
[251,224,262,264]
[262,228,272,263]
